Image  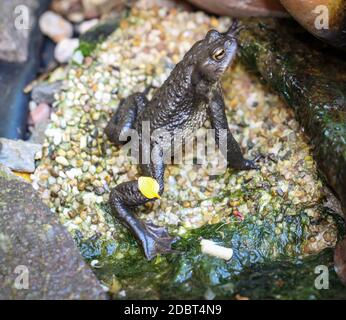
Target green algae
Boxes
[233,249,346,300]
[238,19,346,214]
[74,205,344,299]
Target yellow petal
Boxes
[138,176,161,199]
[12,171,32,182]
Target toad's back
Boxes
[135,54,209,135]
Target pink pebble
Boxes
[29,103,51,125]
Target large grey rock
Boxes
[0,0,38,63]
[0,138,42,173]
[0,165,107,300]
[186,0,288,17]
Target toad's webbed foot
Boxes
[226,156,260,171]
[241,154,268,170]
[237,158,259,171]
[140,222,178,260]
[109,183,177,260]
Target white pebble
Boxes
[66,168,82,179]
[80,136,87,149]
[72,50,84,65]
[56,156,69,166]
[54,38,80,64]
[95,91,103,101]
[77,19,99,34]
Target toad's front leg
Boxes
[108,160,176,260]
[208,89,258,170]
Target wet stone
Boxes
[31,81,63,105]
[238,19,346,216]
[0,138,42,173]
[0,165,107,300]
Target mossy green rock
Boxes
[75,206,345,299]
[238,19,346,215]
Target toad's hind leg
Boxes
[105,92,148,146]
[109,160,176,260]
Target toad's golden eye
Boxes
[212,48,225,61]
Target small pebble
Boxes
[54,38,80,64]
[39,11,73,43]
[55,156,69,167]
[77,19,99,34]
[29,103,50,125]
